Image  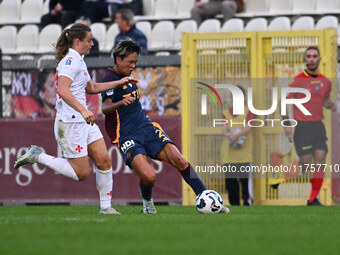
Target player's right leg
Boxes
[14,145,90,181]
[130,154,157,214]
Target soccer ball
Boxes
[195,190,223,213]
[227,128,246,148]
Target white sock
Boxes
[96,168,113,210]
[38,153,78,181]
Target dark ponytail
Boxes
[55,23,91,63]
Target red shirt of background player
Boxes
[288,71,331,121]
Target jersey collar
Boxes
[68,48,84,61]
[303,70,319,78]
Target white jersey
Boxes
[55,48,91,122]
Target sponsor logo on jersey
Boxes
[121,140,135,154]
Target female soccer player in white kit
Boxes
[14,23,136,214]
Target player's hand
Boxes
[119,77,138,86]
[284,126,293,142]
[226,132,239,143]
[331,102,337,112]
[81,109,95,125]
[121,96,135,106]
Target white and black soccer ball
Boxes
[195,190,223,213]
[227,128,246,148]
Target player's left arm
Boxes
[323,80,336,111]
[324,98,336,111]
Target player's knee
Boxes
[96,154,112,170]
[174,156,188,171]
[77,170,91,181]
[315,158,326,165]
[142,172,156,187]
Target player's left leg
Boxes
[88,138,120,214]
[308,149,327,205]
[156,143,230,213]
[156,143,206,195]
[308,122,328,205]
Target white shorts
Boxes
[54,119,103,158]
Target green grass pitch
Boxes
[1,205,340,255]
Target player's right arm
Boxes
[281,77,297,142]
[102,96,135,115]
[57,76,95,125]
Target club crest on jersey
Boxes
[121,140,135,154]
[65,57,73,66]
[106,89,114,96]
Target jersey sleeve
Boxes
[58,57,81,81]
[101,70,115,102]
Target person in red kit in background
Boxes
[283,46,336,206]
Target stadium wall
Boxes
[0,117,182,205]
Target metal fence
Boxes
[181,29,337,205]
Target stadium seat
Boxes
[198,19,220,33]
[292,0,316,15]
[20,0,43,24]
[268,17,291,31]
[291,16,315,30]
[64,23,74,30]
[149,21,175,50]
[38,24,62,53]
[18,55,35,60]
[236,0,268,17]
[0,0,21,24]
[135,0,155,21]
[177,0,195,19]
[173,20,197,49]
[42,0,50,15]
[142,0,155,15]
[91,23,106,52]
[136,21,152,47]
[244,18,267,31]
[267,0,293,16]
[315,0,340,14]
[221,18,244,32]
[154,0,177,18]
[0,26,17,54]
[16,25,39,53]
[39,54,55,61]
[104,23,119,53]
[315,15,338,29]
